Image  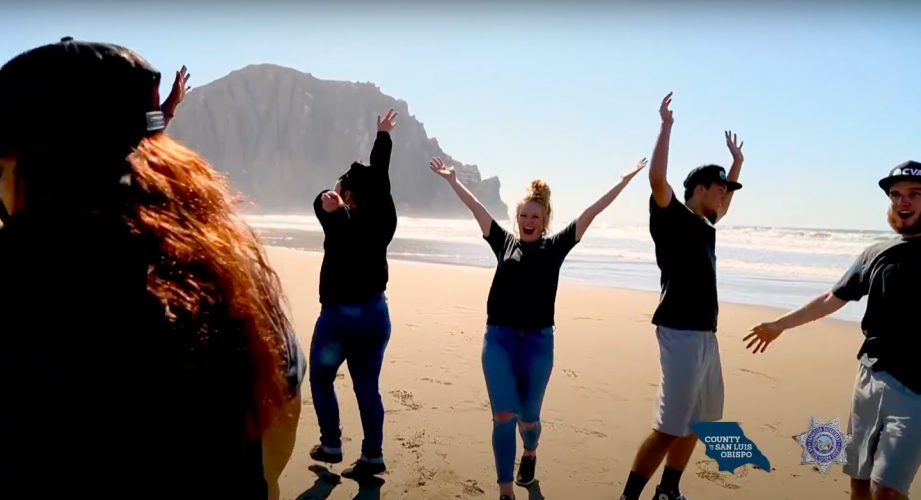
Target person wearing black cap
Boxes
[307,109,399,480]
[620,93,745,500]
[745,160,921,500]
[0,38,305,499]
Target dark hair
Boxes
[338,161,371,205]
[0,40,293,439]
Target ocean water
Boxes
[247,214,892,324]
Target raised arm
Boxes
[161,65,191,128]
[429,157,494,237]
[715,130,744,223]
[649,93,675,209]
[369,109,397,175]
[575,158,647,241]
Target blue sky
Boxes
[1,2,917,230]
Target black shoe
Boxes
[309,445,343,464]
[341,458,386,479]
[515,455,536,486]
[652,486,689,500]
[500,496,514,500]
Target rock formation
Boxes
[166,64,508,219]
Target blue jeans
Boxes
[481,325,555,484]
[309,293,391,459]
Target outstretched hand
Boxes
[378,109,398,133]
[659,92,674,126]
[622,158,648,181]
[725,130,744,163]
[743,321,784,354]
[161,65,191,120]
[321,191,344,212]
[429,157,457,182]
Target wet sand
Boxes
[267,247,918,499]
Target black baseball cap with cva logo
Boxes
[878,160,921,194]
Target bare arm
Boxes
[447,176,494,237]
[715,131,744,223]
[774,291,847,330]
[744,291,847,353]
[430,157,493,236]
[576,158,647,241]
[650,93,675,208]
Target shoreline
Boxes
[268,245,861,326]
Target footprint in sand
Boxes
[562,368,579,378]
[335,373,345,380]
[736,368,777,380]
[695,460,742,490]
[389,389,423,410]
[421,377,454,386]
[461,479,486,496]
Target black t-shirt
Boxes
[649,193,719,332]
[831,236,921,394]
[315,132,398,304]
[484,219,579,329]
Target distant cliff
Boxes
[166,64,508,219]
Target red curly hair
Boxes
[124,133,291,437]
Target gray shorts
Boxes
[843,363,921,495]
[652,326,725,438]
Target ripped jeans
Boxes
[309,293,391,459]
[481,325,555,484]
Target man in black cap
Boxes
[745,160,921,500]
[620,92,745,500]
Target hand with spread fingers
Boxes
[429,157,457,183]
[743,321,784,354]
[659,92,674,126]
[321,191,344,212]
[725,130,744,163]
[622,158,648,181]
[377,108,398,133]
[161,65,191,123]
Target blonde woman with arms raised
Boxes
[429,156,647,500]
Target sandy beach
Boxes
[268,247,919,500]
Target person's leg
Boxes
[344,295,392,470]
[482,326,521,499]
[660,331,725,495]
[515,327,555,486]
[851,478,872,500]
[844,364,885,499]
[263,393,302,500]
[622,327,707,500]
[865,370,921,500]
[308,307,347,460]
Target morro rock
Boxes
[166,63,508,219]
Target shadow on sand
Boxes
[524,479,545,500]
[296,465,386,500]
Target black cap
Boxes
[0,37,165,156]
[878,160,921,193]
[683,164,742,192]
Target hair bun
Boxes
[527,179,551,204]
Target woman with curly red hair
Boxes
[0,38,304,499]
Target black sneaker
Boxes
[309,445,343,464]
[499,496,514,500]
[515,455,536,486]
[652,486,689,500]
[341,458,386,479]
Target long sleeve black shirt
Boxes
[314,131,397,304]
